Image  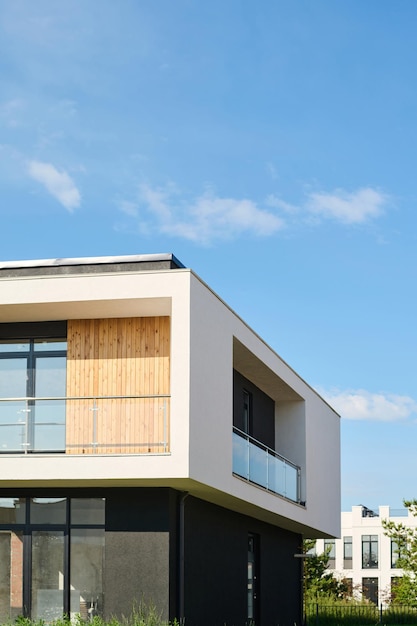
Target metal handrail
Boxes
[0,394,170,401]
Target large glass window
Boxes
[344,536,352,568]
[324,539,336,569]
[71,529,105,619]
[362,535,378,569]
[391,540,401,568]
[31,531,65,621]
[0,497,105,620]
[0,337,67,452]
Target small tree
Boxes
[303,539,350,604]
[382,499,417,605]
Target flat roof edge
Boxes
[0,253,185,270]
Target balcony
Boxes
[0,395,170,454]
[232,427,301,504]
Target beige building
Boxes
[316,505,417,606]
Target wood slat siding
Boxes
[66,317,170,454]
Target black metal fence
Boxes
[306,604,417,626]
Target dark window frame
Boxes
[0,496,105,619]
[362,535,378,569]
[0,329,67,454]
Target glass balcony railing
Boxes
[232,427,301,503]
[0,396,170,454]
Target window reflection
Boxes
[71,529,104,619]
[0,499,26,525]
[71,499,105,525]
[30,499,67,525]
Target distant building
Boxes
[315,505,417,606]
[0,253,340,626]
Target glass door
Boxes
[0,338,67,453]
[0,351,30,452]
[31,531,65,621]
[33,353,67,451]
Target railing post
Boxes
[265,450,269,490]
[246,434,250,481]
[163,399,167,453]
[91,398,98,453]
[24,400,30,455]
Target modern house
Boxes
[0,253,341,626]
[315,505,417,606]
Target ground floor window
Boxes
[0,497,104,621]
[362,577,378,605]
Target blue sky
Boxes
[1,0,417,511]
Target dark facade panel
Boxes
[233,369,275,449]
[0,320,67,339]
[104,488,179,621]
[0,254,185,278]
[184,496,302,626]
[104,531,170,620]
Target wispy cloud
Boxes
[1,98,25,128]
[28,160,81,211]
[306,187,387,224]
[129,184,285,245]
[320,388,417,422]
[117,183,388,244]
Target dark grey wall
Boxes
[104,531,170,620]
[104,488,179,621]
[0,487,302,626]
[233,370,275,449]
[183,496,302,626]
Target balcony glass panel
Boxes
[233,427,300,503]
[249,442,268,487]
[0,396,170,455]
[267,452,286,495]
[232,431,249,479]
[0,401,29,452]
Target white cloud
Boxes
[1,98,25,127]
[28,160,81,211]
[307,187,386,224]
[320,388,417,422]
[266,194,299,214]
[118,200,139,217]
[118,182,388,244]
[135,184,285,244]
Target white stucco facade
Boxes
[0,254,341,539]
[316,505,417,605]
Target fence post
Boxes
[379,604,383,625]
[315,602,318,626]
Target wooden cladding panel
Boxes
[66,317,170,454]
